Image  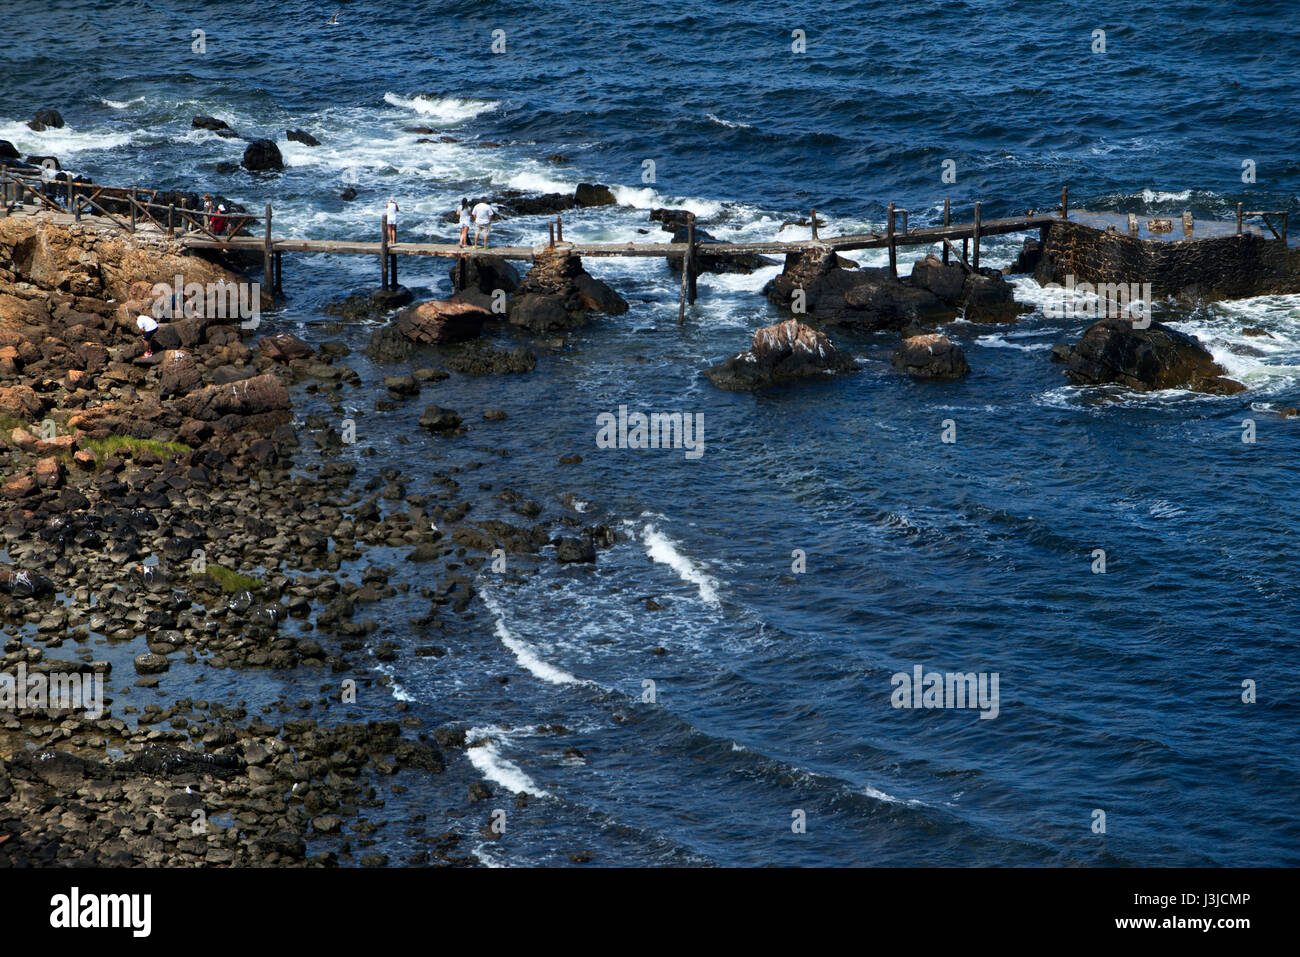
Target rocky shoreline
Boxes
[1,157,1286,865]
[0,211,621,866]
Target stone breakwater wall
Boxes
[1030,219,1300,301]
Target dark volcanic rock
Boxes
[764,248,953,330]
[892,334,970,379]
[448,255,520,295]
[1059,318,1245,394]
[419,406,462,432]
[443,343,536,375]
[28,109,65,131]
[258,333,313,363]
[286,128,321,146]
[241,139,284,172]
[574,183,616,207]
[555,536,596,564]
[506,250,626,332]
[192,116,232,133]
[705,319,857,391]
[0,140,21,160]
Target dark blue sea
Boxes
[4,0,1299,865]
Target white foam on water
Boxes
[371,663,416,702]
[609,184,724,220]
[465,726,550,797]
[974,333,1053,352]
[706,113,754,129]
[0,119,133,159]
[101,97,144,110]
[382,92,499,124]
[480,590,583,686]
[641,523,721,606]
[1140,188,1192,204]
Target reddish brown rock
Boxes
[0,384,44,421]
[34,456,63,489]
[258,333,314,363]
[177,373,290,420]
[396,299,490,344]
[1,473,38,499]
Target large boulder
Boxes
[506,251,626,332]
[286,129,320,146]
[705,319,857,391]
[396,299,489,344]
[177,373,291,419]
[241,139,284,172]
[419,405,462,432]
[258,333,313,363]
[892,334,970,379]
[574,183,616,207]
[0,140,20,161]
[448,254,519,295]
[0,566,55,597]
[1057,318,1245,395]
[28,109,65,131]
[156,349,202,397]
[908,254,1031,323]
[764,248,952,330]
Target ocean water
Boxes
[3,0,1299,866]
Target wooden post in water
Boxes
[887,202,897,280]
[686,212,698,305]
[1182,210,1194,237]
[379,213,389,290]
[557,213,563,243]
[972,202,982,271]
[1236,203,1244,235]
[942,198,951,264]
[810,208,818,241]
[548,222,555,247]
[1060,186,1068,219]
[263,204,274,294]
[1128,213,1139,237]
[129,188,137,232]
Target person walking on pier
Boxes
[457,198,472,247]
[385,197,399,244]
[471,198,495,249]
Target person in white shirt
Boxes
[471,200,495,248]
[385,198,399,244]
[136,313,159,358]
[456,199,472,248]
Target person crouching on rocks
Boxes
[136,313,159,358]
[457,198,472,247]
[385,197,399,244]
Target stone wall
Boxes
[1033,219,1300,300]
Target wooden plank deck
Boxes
[173,213,1059,261]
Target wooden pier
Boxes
[6,167,1286,316]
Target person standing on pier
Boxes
[457,199,472,247]
[385,197,399,244]
[471,198,495,248]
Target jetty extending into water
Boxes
[2,166,1294,312]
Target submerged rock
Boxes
[705,319,857,391]
[28,109,64,131]
[419,405,462,432]
[892,334,970,379]
[1057,318,1245,394]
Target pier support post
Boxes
[686,212,698,305]
[130,187,137,232]
[1060,186,1068,219]
[887,202,897,280]
[263,204,274,295]
[810,208,818,241]
[1128,213,1139,237]
[1237,203,1243,235]
[379,213,389,290]
[549,222,555,247]
[557,213,563,243]
[972,202,982,271]
[1182,210,1194,237]
[942,198,950,264]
